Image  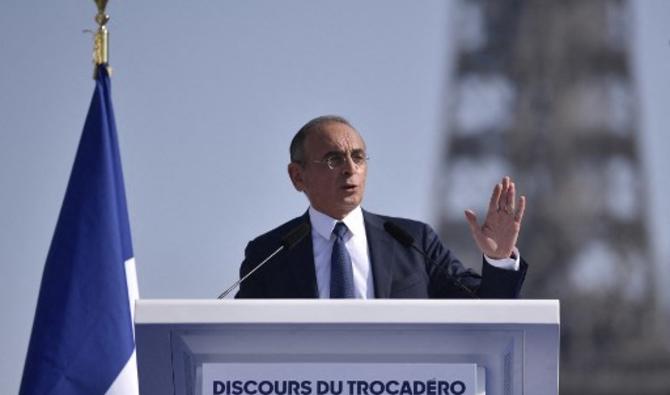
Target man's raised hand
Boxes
[464,176,526,259]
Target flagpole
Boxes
[20,1,140,391]
[93,0,111,78]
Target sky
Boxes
[1,1,669,393]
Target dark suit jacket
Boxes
[236,210,527,299]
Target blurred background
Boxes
[1,1,669,394]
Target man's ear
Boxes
[288,162,304,191]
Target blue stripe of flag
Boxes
[20,65,136,395]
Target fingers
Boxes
[494,176,516,213]
[501,176,510,191]
[488,182,503,213]
[464,209,479,234]
[489,177,524,218]
[515,195,526,223]
[465,209,490,256]
[505,178,515,214]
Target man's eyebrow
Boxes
[321,148,366,158]
[322,150,346,158]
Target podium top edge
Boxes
[134,299,560,325]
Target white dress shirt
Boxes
[308,206,519,299]
[309,206,374,298]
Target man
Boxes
[236,115,527,299]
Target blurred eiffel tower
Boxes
[438,0,670,393]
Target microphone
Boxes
[282,222,312,249]
[217,222,311,299]
[383,221,479,299]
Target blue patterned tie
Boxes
[330,222,355,298]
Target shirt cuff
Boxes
[484,247,520,271]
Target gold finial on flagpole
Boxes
[93,0,111,78]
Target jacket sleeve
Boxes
[421,223,527,298]
[235,240,267,298]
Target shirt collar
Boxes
[308,206,365,240]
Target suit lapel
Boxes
[363,211,395,298]
[286,210,396,298]
[287,212,318,298]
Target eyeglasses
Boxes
[312,151,370,170]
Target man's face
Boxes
[288,122,368,219]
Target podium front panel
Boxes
[135,300,559,395]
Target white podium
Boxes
[135,300,559,395]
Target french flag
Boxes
[20,65,139,395]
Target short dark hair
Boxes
[290,115,354,163]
